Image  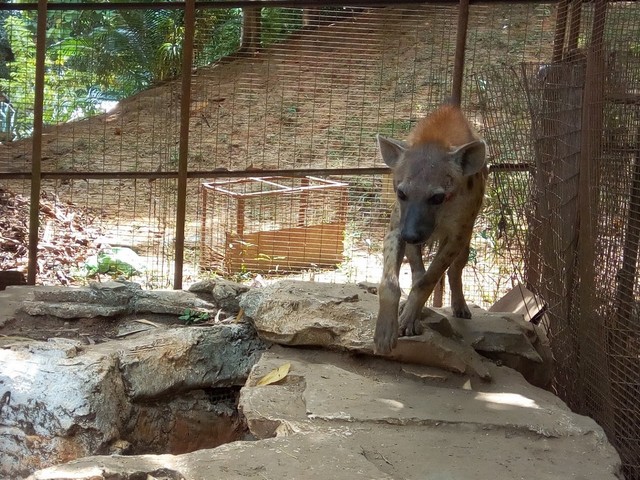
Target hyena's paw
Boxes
[374,321,398,355]
[451,301,472,319]
[398,303,424,337]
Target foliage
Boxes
[0,11,13,80]
[261,8,302,47]
[179,308,210,325]
[0,13,99,138]
[0,4,321,139]
[0,5,259,138]
[82,247,146,279]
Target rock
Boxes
[420,307,457,338]
[133,290,218,316]
[189,277,250,313]
[238,347,622,479]
[32,346,622,480]
[28,434,395,480]
[20,301,128,318]
[188,278,219,293]
[446,305,553,388]
[391,329,491,380]
[0,339,129,479]
[19,281,219,319]
[30,281,140,304]
[240,280,553,382]
[87,281,142,305]
[0,285,35,327]
[0,324,266,479]
[112,324,265,399]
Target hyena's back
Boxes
[408,104,478,149]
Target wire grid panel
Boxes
[594,4,640,475]
[475,3,640,477]
[573,4,640,478]
[3,2,640,476]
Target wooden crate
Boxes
[200,176,348,274]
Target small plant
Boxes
[179,308,210,325]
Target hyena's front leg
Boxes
[374,228,406,355]
[398,241,459,336]
[447,236,472,319]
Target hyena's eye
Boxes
[397,189,407,201]
[428,193,445,205]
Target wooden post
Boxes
[173,0,196,290]
[27,0,48,285]
[298,177,310,227]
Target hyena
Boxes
[374,104,488,355]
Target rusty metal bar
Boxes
[0,0,562,13]
[0,163,530,181]
[451,0,470,106]
[26,0,48,286]
[444,0,471,306]
[173,0,196,290]
[576,0,607,413]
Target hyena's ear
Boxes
[450,140,486,176]
[376,134,408,169]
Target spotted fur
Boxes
[374,104,488,355]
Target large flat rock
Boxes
[19,281,219,319]
[240,280,553,385]
[29,434,394,480]
[239,346,621,479]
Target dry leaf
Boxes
[256,363,291,386]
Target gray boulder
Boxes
[0,324,265,479]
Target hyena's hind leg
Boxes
[405,243,426,285]
[447,237,472,319]
[398,240,460,336]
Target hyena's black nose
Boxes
[401,229,423,244]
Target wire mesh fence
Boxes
[1,1,639,477]
[476,2,640,477]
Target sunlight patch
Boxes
[475,392,540,410]
[376,398,405,411]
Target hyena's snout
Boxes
[400,204,435,245]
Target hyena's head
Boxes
[377,134,486,244]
